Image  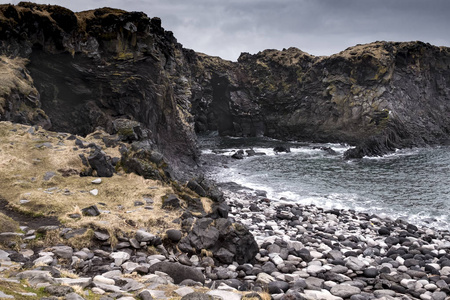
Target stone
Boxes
[110,251,131,266]
[363,267,378,278]
[34,255,54,265]
[129,237,140,249]
[305,277,324,291]
[136,229,156,242]
[43,171,56,181]
[44,285,74,296]
[52,245,73,259]
[148,262,205,284]
[256,272,275,284]
[82,205,100,216]
[431,291,447,300]
[90,189,99,196]
[139,290,155,300]
[207,290,242,300]
[303,289,341,300]
[215,247,234,264]
[162,194,181,209]
[166,229,182,242]
[121,261,140,273]
[65,292,86,300]
[92,178,102,184]
[94,231,109,241]
[268,281,290,293]
[330,285,361,298]
[187,180,207,197]
[88,149,114,177]
[93,275,115,286]
[345,256,366,271]
[175,287,195,297]
[54,278,92,288]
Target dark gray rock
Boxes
[231,150,245,159]
[262,261,277,274]
[166,229,182,242]
[88,149,114,177]
[268,281,290,293]
[187,180,207,197]
[82,205,100,217]
[363,267,379,278]
[215,248,234,264]
[138,290,154,300]
[148,262,205,284]
[162,194,181,209]
[44,285,74,296]
[178,218,258,264]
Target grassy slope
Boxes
[0,121,188,243]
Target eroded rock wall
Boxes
[192,43,450,156]
[0,3,199,170]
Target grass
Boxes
[0,280,49,299]
[0,212,19,233]
[0,122,184,246]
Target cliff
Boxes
[1,3,450,164]
[192,43,450,157]
[0,2,199,173]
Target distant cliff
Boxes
[1,3,450,164]
[191,43,450,157]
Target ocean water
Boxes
[200,135,450,231]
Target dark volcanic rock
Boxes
[88,148,114,177]
[148,262,205,284]
[178,218,258,264]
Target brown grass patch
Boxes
[0,121,183,239]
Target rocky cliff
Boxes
[1,3,450,165]
[192,43,450,157]
[0,2,199,173]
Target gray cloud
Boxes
[7,0,450,60]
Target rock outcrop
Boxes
[191,43,450,157]
[0,3,199,173]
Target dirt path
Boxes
[0,197,60,230]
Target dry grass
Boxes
[0,211,20,233]
[0,121,183,238]
[0,56,36,98]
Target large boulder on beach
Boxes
[178,218,258,264]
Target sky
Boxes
[6,0,450,61]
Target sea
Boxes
[199,134,450,231]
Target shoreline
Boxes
[219,185,450,299]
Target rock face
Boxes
[0,3,199,172]
[191,43,450,156]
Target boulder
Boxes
[178,218,258,264]
[273,146,290,153]
[231,150,245,159]
[88,148,114,177]
[148,262,205,284]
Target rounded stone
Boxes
[166,229,183,242]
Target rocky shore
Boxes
[2,183,450,299]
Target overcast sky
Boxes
[7,0,450,61]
